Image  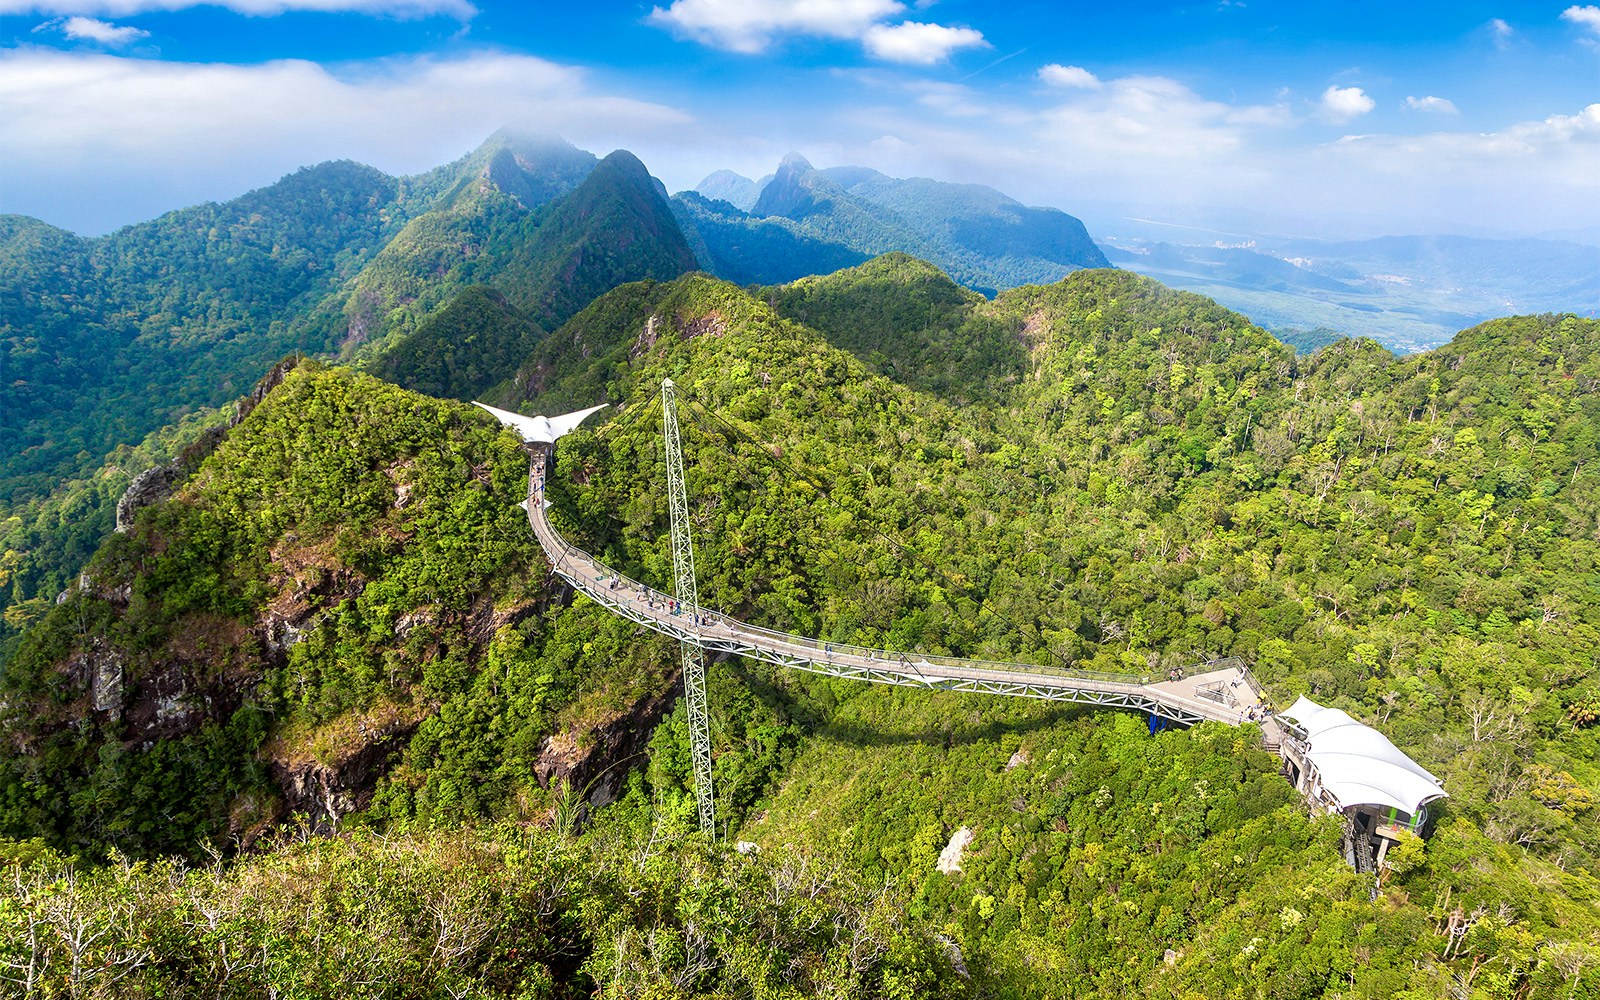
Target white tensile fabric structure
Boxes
[1279,696,1447,817]
[473,401,608,444]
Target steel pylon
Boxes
[661,378,715,837]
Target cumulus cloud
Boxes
[1037,63,1100,89]
[1,0,475,17]
[1561,5,1600,35]
[862,21,985,63]
[0,48,690,232]
[647,0,903,53]
[1405,95,1458,114]
[1320,84,1374,121]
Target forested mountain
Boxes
[692,168,769,211]
[3,118,1597,996]
[326,133,598,357]
[0,135,693,658]
[0,160,399,503]
[676,153,1108,292]
[7,256,1591,996]
[360,149,697,399]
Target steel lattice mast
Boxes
[661,378,716,837]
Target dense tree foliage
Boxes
[0,366,550,852]
[1,257,1596,996]
[0,408,228,664]
[0,136,691,651]
[521,267,1598,995]
[367,286,546,401]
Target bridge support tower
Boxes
[662,378,716,837]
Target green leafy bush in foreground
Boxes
[0,825,962,1000]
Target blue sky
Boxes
[1,0,1596,239]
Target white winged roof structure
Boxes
[473,401,608,444]
[1279,696,1447,816]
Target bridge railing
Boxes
[711,615,1152,688]
[532,491,1152,691]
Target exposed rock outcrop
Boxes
[535,686,677,824]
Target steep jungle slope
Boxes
[327,133,598,357]
[0,407,231,664]
[0,362,683,854]
[345,148,697,397]
[2,264,1596,998]
[0,137,693,653]
[365,286,543,402]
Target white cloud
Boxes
[1035,75,1290,165]
[0,48,690,232]
[1405,95,1458,114]
[1317,105,1600,229]
[1037,63,1100,89]
[862,20,984,63]
[1561,5,1600,34]
[1,0,474,17]
[55,16,148,42]
[1488,17,1514,47]
[1319,84,1374,121]
[647,0,903,53]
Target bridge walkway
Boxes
[523,449,1282,735]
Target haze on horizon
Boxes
[0,0,1596,242]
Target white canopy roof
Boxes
[472,401,608,444]
[1280,696,1446,816]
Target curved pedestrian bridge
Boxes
[518,443,1276,732]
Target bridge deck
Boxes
[523,453,1281,733]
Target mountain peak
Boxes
[595,148,651,179]
[778,151,815,173]
[693,170,762,211]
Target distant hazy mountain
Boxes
[670,191,872,286]
[680,153,1107,293]
[694,169,769,212]
[1103,233,1600,352]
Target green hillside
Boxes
[367,286,544,401]
[0,160,399,503]
[0,137,699,660]
[1,256,1596,996]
